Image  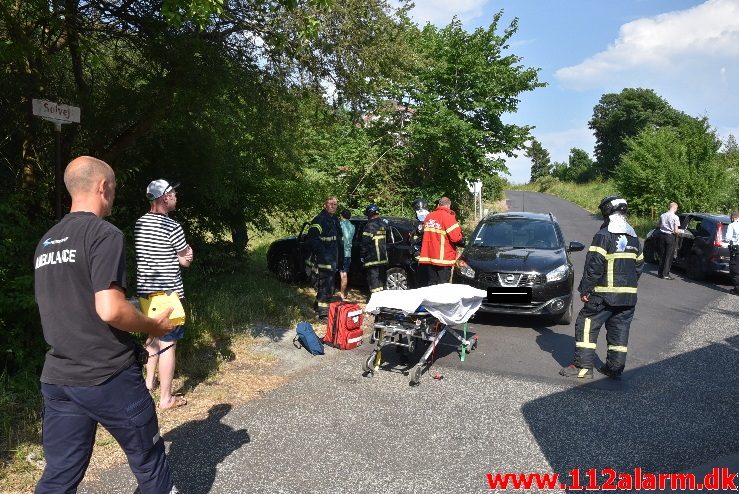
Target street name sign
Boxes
[32,99,80,124]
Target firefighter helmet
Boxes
[599,195,628,218]
[364,203,380,217]
[412,197,427,212]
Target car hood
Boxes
[461,245,568,273]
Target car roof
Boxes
[350,216,416,228]
[481,211,557,223]
[682,212,731,222]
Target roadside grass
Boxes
[511,180,657,238]
[0,229,317,493]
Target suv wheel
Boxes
[385,267,409,290]
[275,252,295,283]
[686,254,706,281]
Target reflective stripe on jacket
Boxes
[306,210,342,271]
[418,205,462,266]
[578,227,644,306]
[360,217,388,267]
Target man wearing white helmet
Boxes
[560,195,644,380]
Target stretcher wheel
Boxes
[410,365,422,386]
[469,335,478,351]
[362,352,376,374]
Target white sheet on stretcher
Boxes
[365,283,487,326]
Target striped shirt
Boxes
[134,212,188,297]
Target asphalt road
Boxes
[80,192,738,494]
[439,190,732,385]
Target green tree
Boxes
[615,118,727,215]
[568,147,596,183]
[550,161,568,181]
[392,14,544,211]
[589,88,693,178]
[527,138,551,182]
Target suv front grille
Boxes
[478,272,545,287]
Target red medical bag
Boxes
[324,301,364,350]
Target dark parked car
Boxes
[267,216,419,290]
[643,212,731,280]
[452,212,584,324]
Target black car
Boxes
[267,216,419,290]
[643,212,731,280]
[452,212,584,324]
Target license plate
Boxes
[487,286,532,304]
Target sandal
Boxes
[159,396,187,410]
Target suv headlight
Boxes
[546,264,569,282]
[456,259,475,278]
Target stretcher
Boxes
[362,283,487,385]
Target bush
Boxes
[616,122,728,215]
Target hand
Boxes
[185,247,194,262]
[580,293,589,303]
[152,307,175,337]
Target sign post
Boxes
[467,180,483,221]
[32,99,81,220]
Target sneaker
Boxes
[662,276,673,280]
[559,364,593,379]
[597,365,622,380]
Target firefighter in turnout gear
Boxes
[560,195,644,380]
[418,196,464,285]
[361,204,388,296]
[306,197,343,319]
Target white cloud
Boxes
[555,0,739,89]
[402,0,488,27]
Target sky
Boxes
[402,0,739,183]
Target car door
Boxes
[385,224,403,265]
[349,219,367,284]
[675,214,699,264]
[295,220,313,275]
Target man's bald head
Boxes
[64,156,115,196]
[438,197,451,207]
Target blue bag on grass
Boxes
[293,322,324,355]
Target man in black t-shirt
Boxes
[34,156,177,494]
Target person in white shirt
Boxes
[656,202,680,280]
[726,210,739,295]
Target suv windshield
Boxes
[473,219,560,249]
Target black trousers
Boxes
[657,232,676,277]
[730,245,739,289]
[315,269,336,316]
[573,296,635,375]
[366,266,385,294]
[36,364,172,494]
[424,265,452,286]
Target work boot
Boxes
[559,364,593,379]
[597,365,622,380]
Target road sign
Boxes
[32,99,80,124]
